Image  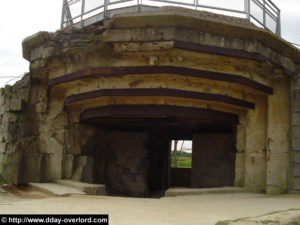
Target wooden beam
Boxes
[65,88,255,109]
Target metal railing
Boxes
[61,0,281,36]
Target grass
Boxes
[171,151,192,168]
[215,209,300,225]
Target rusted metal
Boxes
[49,66,273,94]
[80,104,239,124]
[65,88,255,109]
[173,40,293,77]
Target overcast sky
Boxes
[0,0,299,87]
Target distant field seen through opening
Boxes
[171,140,192,168]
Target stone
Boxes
[62,154,74,179]
[9,98,26,112]
[294,164,300,176]
[106,132,149,197]
[20,153,42,183]
[293,177,300,190]
[41,154,63,182]
[266,153,290,194]
[22,31,50,61]
[292,139,300,150]
[293,152,300,163]
[245,153,266,192]
[292,113,300,125]
[72,155,94,183]
[234,152,245,187]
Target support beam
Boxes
[49,66,274,94]
[65,88,255,109]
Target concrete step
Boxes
[55,179,106,195]
[165,186,246,197]
[29,183,86,196]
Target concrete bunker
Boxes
[78,104,238,196]
[1,7,300,197]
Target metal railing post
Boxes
[104,0,108,24]
[60,0,66,29]
[137,0,141,12]
[277,9,281,36]
[263,0,266,28]
[81,0,86,28]
[194,0,197,10]
[245,0,250,20]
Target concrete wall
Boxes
[291,71,300,192]
[191,133,236,188]
[106,132,149,197]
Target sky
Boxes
[0,0,299,87]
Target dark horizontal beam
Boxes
[49,66,273,94]
[173,40,293,77]
[174,40,266,62]
[65,88,255,109]
[80,104,239,124]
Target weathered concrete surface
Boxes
[165,187,245,197]
[266,79,290,194]
[29,183,85,196]
[192,133,236,188]
[55,179,105,195]
[106,132,149,197]
[1,193,300,225]
[1,7,299,196]
[245,96,267,192]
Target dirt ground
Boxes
[1,189,300,225]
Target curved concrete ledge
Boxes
[48,66,273,94]
[65,88,255,109]
[80,104,239,125]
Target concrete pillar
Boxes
[290,72,300,192]
[266,79,290,194]
[234,113,246,187]
[245,96,267,192]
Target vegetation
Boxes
[171,151,192,168]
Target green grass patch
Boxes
[171,152,192,168]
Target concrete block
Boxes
[293,152,300,163]
[234,152,245,187]
[9,98,25,112]
[292,113,300,125]
[293,177,300,190]
[62,154,74,179]
[245,153,266,192]
[293,163,300,176]
[292,138,300,150]
[72,155,94,183]
[266,153,289,194]
[20,153,42,183]
[41,154,62,182]
[292,126,300,139]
